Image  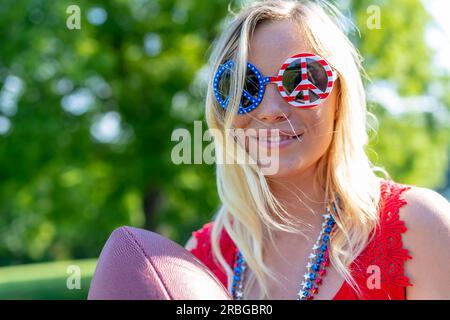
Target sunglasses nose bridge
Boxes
[261,76,283,91]
[258,75,289,109]
[261,76,284,100]
[263,75,282,84]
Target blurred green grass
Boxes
[0,259,97,299]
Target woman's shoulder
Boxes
[353,178,450,298]
[398,183,450,235]
[396,183,450,299]
[373,178,449,227]
[373,178,449,244]
[360,178,450,268]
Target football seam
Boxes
[122,226,174,300]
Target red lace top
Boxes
[189,179,413,300]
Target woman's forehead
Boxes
[248,20,314,74]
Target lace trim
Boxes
[351,180,412,287]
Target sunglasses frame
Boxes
[213,52,337,114]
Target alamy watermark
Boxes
[366,5,382,30]
[366,264,382,290]
[66,264,81,290]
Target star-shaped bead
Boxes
[312,244,319,250]
[306,262,312,269]
[236,291,243,299]
[309,253,316,259]
[303,273,309,280]
[323,214,331,220]
[301,281,308,289]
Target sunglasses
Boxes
[213,52,337,114]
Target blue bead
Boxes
[323,235,329,242]
[234,275,239,281]
[312,264,319,271]
[325,227,331,234]
[309,273,316,280]
[305,281,312,289]
[316,258,323,264]
[321,244,327,252]
[318,252,324,259]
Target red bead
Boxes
[322,258,330,267]
[307,295,314,300]
[315,278,323,285]
[311,286,319,294]
[319,269,327,276]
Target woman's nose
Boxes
[254,84,291,123]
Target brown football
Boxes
[88,226,231,300]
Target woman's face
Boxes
[232,19,339,178]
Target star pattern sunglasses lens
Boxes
[216,64,261,109]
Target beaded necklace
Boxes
[231,201,338,300]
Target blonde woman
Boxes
[185,0,450,300]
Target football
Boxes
[88,226,231,300]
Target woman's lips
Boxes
[248,132,305,149]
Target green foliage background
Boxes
[0,0,449,286]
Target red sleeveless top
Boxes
[189,179,413,300]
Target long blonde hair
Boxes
[204,0,388,299]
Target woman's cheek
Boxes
[232,114,251,129]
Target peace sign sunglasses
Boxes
[213,52,337,114]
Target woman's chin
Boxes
[258,157,306,178]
